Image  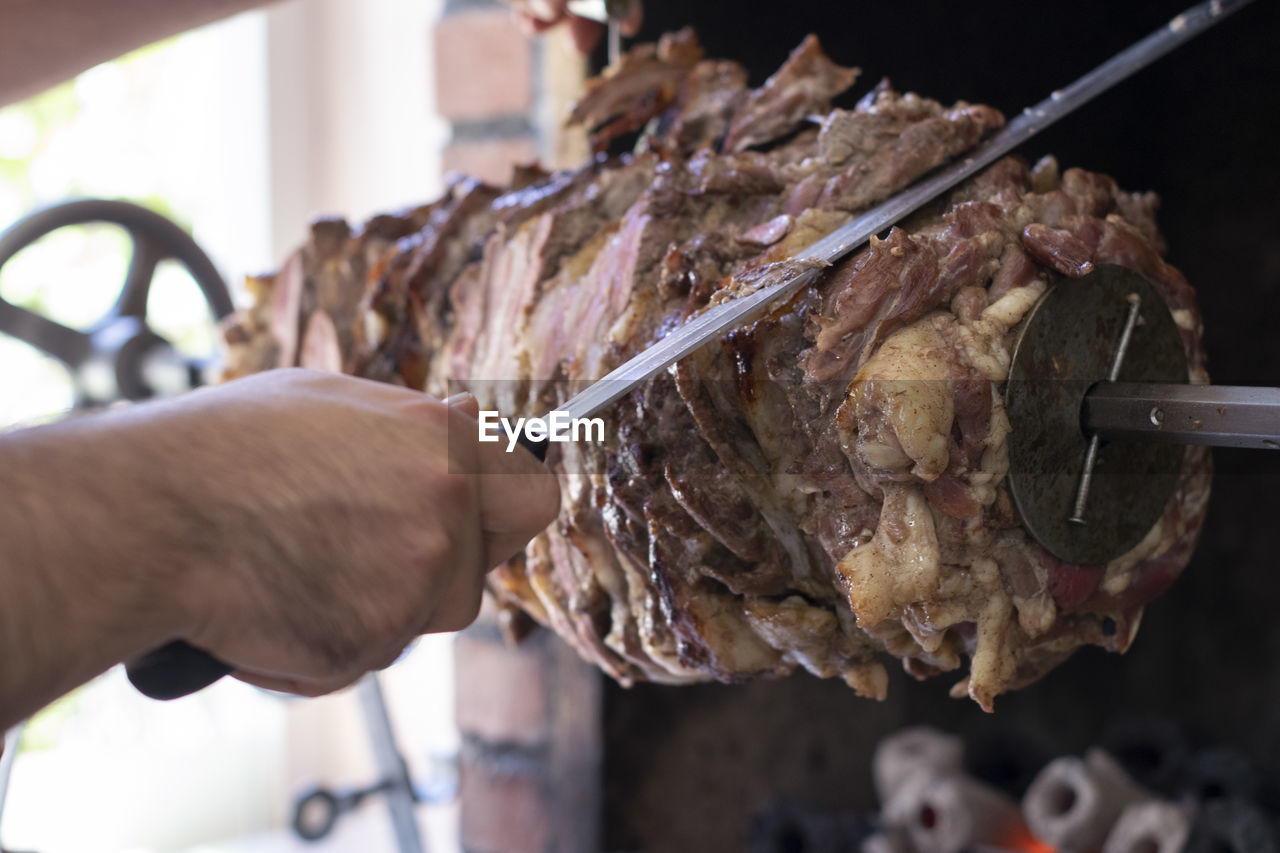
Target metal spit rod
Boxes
[356,674,425,853]
[0,723,22,841]
[1085,382,1280,450]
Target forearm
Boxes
[0,0,281,107]
[0,408,198,728]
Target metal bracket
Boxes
[0,723,24,849]
[1004,265,1189,566]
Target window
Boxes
[1,2,457,849]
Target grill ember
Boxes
[221,31,1211,709]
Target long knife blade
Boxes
[559,0,1252,424]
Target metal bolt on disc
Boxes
[1004,265,1188,566]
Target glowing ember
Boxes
[1005,832,1057,853]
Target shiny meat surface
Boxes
[221,33,1210,710]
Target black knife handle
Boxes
[126,640,234,700]
[516,432,549,462]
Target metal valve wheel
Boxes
[292,781,398,842]
[0,199,235,408]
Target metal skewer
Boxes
[1086,383,1280,450]
[607,17,621,65]
[0,722,23,849]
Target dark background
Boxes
[597,1,1280,848]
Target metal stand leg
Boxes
[0,723,25,846]
[355,674,425,853]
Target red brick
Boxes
[442,137,540,185]
[435,9,534,121]
[459,756,550,853]
[455,631,549,746]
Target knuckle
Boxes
[417,519,472,591]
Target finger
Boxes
[483,511,553,572]
[424,566,487,634]
[232,669,363,698]
[341,632,418,679]
[230,627,416,695]
[568,16,605,54]
[476,433,560,566]
[443,403,560,567]
[445,391,480,420]
[369,635,419,671]
[620,0,643,36]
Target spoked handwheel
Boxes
[0,199,234,407]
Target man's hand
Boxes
[507,0,643,54]
[174,370,558,695]
[0,369,560,726]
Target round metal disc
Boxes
[1004,264,1188,566]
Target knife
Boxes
[126,0,1252,700]
[565,0,631,65]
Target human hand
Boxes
[158,369,559,696]
[506,0,643,54]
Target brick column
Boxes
[435,5,600,850]
[433,0,540,183]
[455,602,602,853]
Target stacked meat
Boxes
[222,31,1211,709]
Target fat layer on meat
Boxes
[221,32,1210,709]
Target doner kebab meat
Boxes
[221,31,1211,710]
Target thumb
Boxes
[445,391,480,419]
[444,398,561,567]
